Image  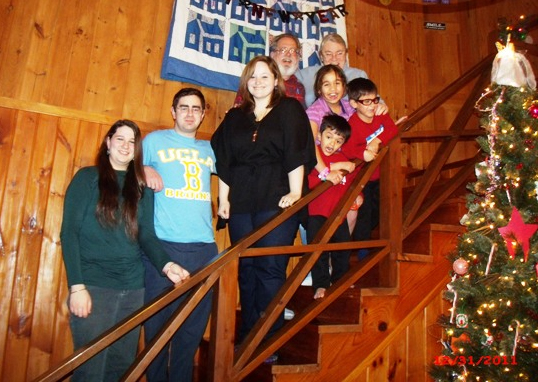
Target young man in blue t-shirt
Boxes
[142,88,218,382]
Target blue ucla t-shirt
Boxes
[143,129,216,243]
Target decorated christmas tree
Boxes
[430,38,538,381]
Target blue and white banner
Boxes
[161,0,348,92]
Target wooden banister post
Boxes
[378,136,402,288]
[207,256,238,381]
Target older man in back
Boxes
[234,33,306,109]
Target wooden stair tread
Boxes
[429,223,466,232]
[403,222,466,255]
[317,323,362,334]
[398,252,434,262]
[288,285,361,326]
[360,287,399,297]
[278,323,319,364]
[272,363,320,374]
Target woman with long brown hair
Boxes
[60,119,189,381]
[211,56,315,362]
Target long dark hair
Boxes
[237,56,286,114]
[96,119,145,240]
[313,64,348,100]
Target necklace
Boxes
[252,124,259,142]
[254,107,270,121]
[252,107,271,142]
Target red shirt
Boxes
[342,113,398,181]
[308,150,356,218]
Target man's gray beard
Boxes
[279,64,298,79]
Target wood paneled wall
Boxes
[0,0,536,380]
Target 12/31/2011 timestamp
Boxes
[434,355,517,366]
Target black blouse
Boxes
[211,97,315,214]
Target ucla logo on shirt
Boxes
[157,147,214,201]
[156,148,215,170]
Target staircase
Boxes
[196,192,467,382]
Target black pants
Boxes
[307,215,351,290]
[353,180,380,241]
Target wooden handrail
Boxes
[231,153,385,379]
[398,52,495,133]
[402,69,491,235]
[33,153,378,382]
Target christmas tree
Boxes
[430,39,538,381]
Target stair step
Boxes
[403,222,465,255]
[274,324,318,366]
[360,287,399,297]
[288,285,361,325]
[272,322,362,378]
[398,252,433,262]
[238,321,339,381]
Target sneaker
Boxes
[301,272,312,286]
[284,308,295,320]
[264,353,279,364]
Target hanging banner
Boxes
[161,0,348,92]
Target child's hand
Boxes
[356,193,364,207]
[325,170,344,185]
[366,138,381,154]
[364,149,377,162]
[375,102,389,116]
[330,161,356,173]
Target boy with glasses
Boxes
[343,78,398,259]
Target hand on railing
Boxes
[330,161,356,174]
[325,170,345,185]
[363,149,377,162]
[163,262,190,284]
[395,115,408,126]
[278,191,301,208]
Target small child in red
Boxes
[342,78,399,259]
[307,115,358,299]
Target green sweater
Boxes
[60,167,170,289]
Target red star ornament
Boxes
[499,207,538,261]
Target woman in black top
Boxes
[211,56,315,357]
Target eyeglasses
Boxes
[322,50,346,59]
[177,105,203,115]
[355,97,380,106]
[273,47,300,56]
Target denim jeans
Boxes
[143,241,217,382]
[229,210,298,342]
[69,285,144,382]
